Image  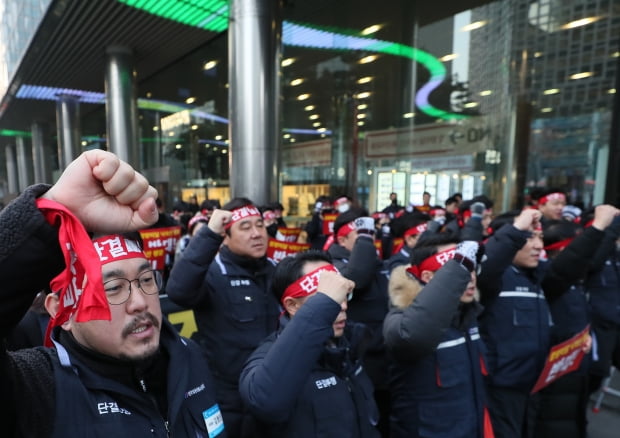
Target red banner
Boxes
[276,227,302,242]
[266,239,311,263]
[531,325,590,393]
[322,213,339,235]
[139,226,182,270]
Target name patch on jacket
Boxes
[97,402,131,416]
[230,279,251,287]
[203,404,224,437]
[315,376,338,389]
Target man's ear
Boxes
[44,294,72,330]
[420,270,434,284]
[282,296,299,317]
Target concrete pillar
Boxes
[55,94,81,170]
[15,136,31,192]
[31,121,53,183]
[105,46,139,167]
[5,145,18,195]
[228,0,281,205]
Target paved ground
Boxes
[588,369,620,437]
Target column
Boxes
[31,121,53,183]
[55,94,81,170]
[5,145,17,195]
[15,136,32,192]
[228,0,281,205]
[105,46,139,167]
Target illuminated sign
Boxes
[160,109,191,131]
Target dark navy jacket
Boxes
[384,261,488,438]
[478,224,605,390]
[587,252,620,325]
[239,293,380,438]
[166,226,279,433]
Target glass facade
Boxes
[2,0,618,219]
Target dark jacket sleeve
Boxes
[588,218,620,273]
[477,225,529,304]
[239,293,341,422]
[460,217,484,241]
[166,226,223,307]
[543,226,605,300]
[333,237,378,290]
[383,261,471,361]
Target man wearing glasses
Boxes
[0,150,225,437]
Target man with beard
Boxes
[0,150,224,437]
[166,197,280,437]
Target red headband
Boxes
[263,211,276,221]
[403,223,428,239]
[93,235,146,265]
[539,192,566,205]
[544,237,574,252]
[406,247,456,279]
[335,197,348,206]
[336,221,356,239]
[282,264,339,304]
[224,205,262,229]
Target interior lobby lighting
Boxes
[185,97,196,104]
[355,91,371,99]
[175,144,182,149]
[543,88,560,95]
[569,72,594,80]
[215,135,223,140]
[463,102,479,108]
[283,133,291,138]
[317,127,327,132]
[403,112,415,118]
[361,24,382,36]
[357,104,368,110]
[281,57,296,67]
[359,55,378,64]
[609,88,617,94]
[290,78,304,86]
[309,114,319,120]
[153,126,159,131]
[541,107,553,113]
[439,54,458,62]
[561,17,600,30]
[312,122,321,127]
[479,90,492,96]
[203,60,218,70]
[534,52,543,58]
[118,0,229,31]
[168,132,175,136]
[357,121,365,126]
[611,51,620,58]
[297,93,311,100]
[461,21,487,32]
[357,113,367,119]
[191,124,199,130]
[357,76,373,84]
[304,105,315,111]
[221,149,227,154]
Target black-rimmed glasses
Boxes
[103,270,163,305]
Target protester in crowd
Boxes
[201,199,221,217]
[166,198,280,437]
[239,250,380,437]
[260,205,279,238]
[328,208,390,434]
[1,150,225,437]
[268,201,287,227]
[533,188,567,224]
[445,196,460,215]
[382,192,402,215]
[384,235,492,438]
[586,214,620,394]
[187,194,200,214]
[149,197,178,228]
[533,219,599,438]
[298,195,334,249]
[175,213,209,259]
[415,191,432,214]
[334,195,353,214]
[477,205,617,437]
[384,212,430,273]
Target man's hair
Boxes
[332,207,368,236]
[222,197,257,235]
[445,196,458,206]
[410,232,459,266]
[533,187,566,204]
[390,211,431,238]
[543,220,581,256]
[272,250,333,302]
[488,210,521,235]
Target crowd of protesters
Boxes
[2,151,620,438]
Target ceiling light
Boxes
[290,78,304,86]
[357,104,368,110]
[304,105,315,111]
[312,122,321,127]
[359,55,378,64]
[317,128,327,132]
[541,107,553,113]
[357,113,367,119]
[191,124,199,130]
[309,114,319,120]
[534,52,543,58]
[297,93,311,101]
[146,92,152,98]
[283,133,291,139]
[479,90,492,96]
[153,126,159,131]
[462,21,487,32]
[561,17,600,29]
[222,149,227,154]
[543,88,560,95]
[440,54,458,62]
[168,132,175,136]
[608,88,617,94]
[185,97,196,104]
[290,138,296,143]
[569,72,593,80]
[355,92,371,99]
[357,76,373,84]
[203,60,218,70]
[357,121,365,126]
[81,141,88,146]
[215,135,223,140]
[463,102,479,108]
[361,24,382,35]
[281,58,296,67]
[403,112,415,118]
[612,52,620,58]
[175,144,182,149]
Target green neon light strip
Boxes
[119,0,467,120]
[0,129,31,138]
